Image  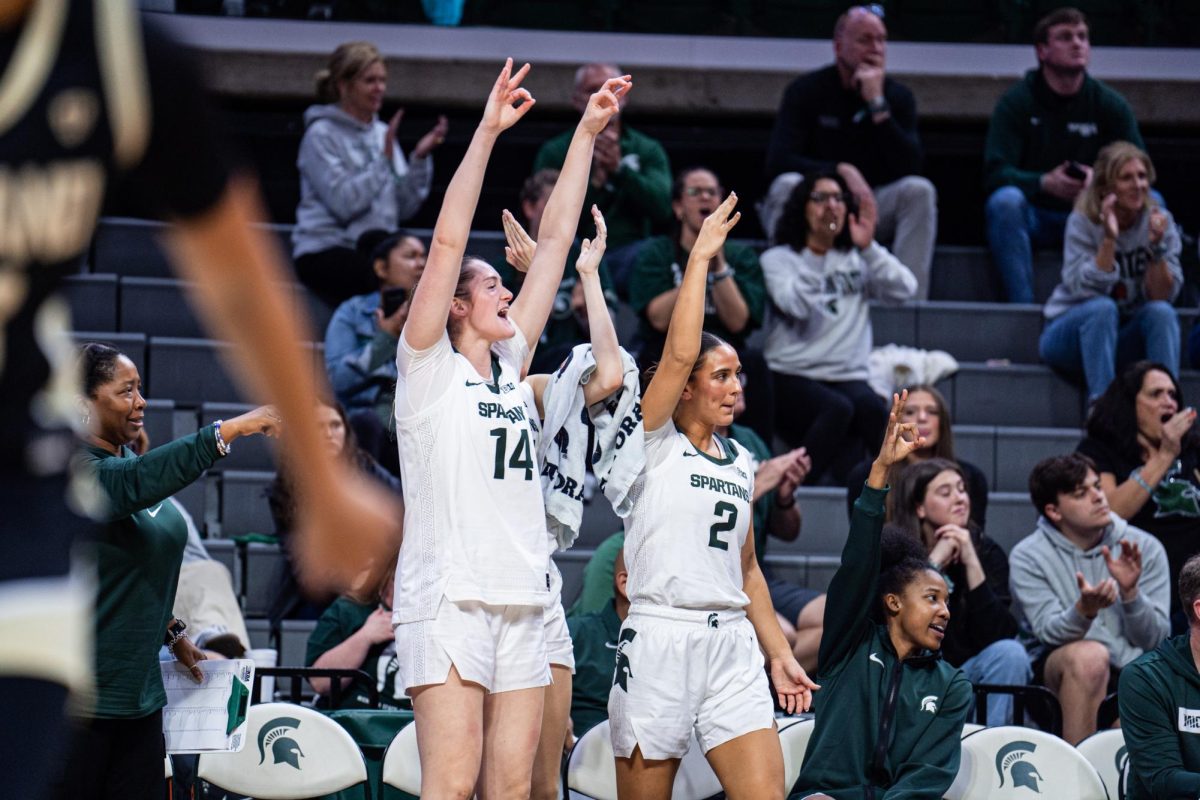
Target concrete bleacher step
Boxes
[242,542,285,618]
[91,217,292,278]
[219,469,277,538]
[63,274,118,332]
[928,246,1063,304]
[954,424,1084,492]
[199,402,278,472]
[279,620,317,668]
[146,335,325,407]
[120,277,207,339]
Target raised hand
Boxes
[580,75,631,135]
[692,192,741,264]
[575,205,608,277]
[412,114,449,159]
[778,448,812,496]
[1103,539,1143,601]
[502,209,536,273]
[1075,572,1118,619]
[1160,408,1198,458]
[480,58,535,136]
[849,190,877,249]
[770,654,820,715]
[1100,193,1120,239]
[874,391,924,470]
[382,108,404,158]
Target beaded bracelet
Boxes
[212,420,231,457]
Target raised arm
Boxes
[641,193,740,432]
[510,75,630,349]
[577,207,623,405]
[404,59,535,352]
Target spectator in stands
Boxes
[794,393,971,799]
[1120,553,1200,799]
[66,343,280,795]
[630,167,766,363]
[567,548,628,739]
[1040,142,1182,403]
[761,173,916,485]
[762,4,936,298]
[567,530,625,619]
[984,7,1146,304]
[268,399,401,623]
[1078,361,1200,629]
[1011,453,1170,743]
[533,62,672,297]
[716,376,825,672]
[889,459,1030,723]
[497,170,620,374]
[844,384,989,528]
[324,229,426,471]
[292,41,449,308]
[306,561,406,709]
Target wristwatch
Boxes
[164,619,187,647]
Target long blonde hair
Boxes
[1075,141,1157,223]
[314,42,383,104]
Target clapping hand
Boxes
[502,209,536,273]
[849,190,877,249]
[1075,572,1118,619]
[1103,539,1143,601]
[575,205,608,277]
[1100,193,1120,240]
[580,75,631,135]
[480,59,535,136]
[412,114,449,159]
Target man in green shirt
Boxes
[533,62,672,298]
[984,6,1146,303]
[566,548,629,737]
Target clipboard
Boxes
[161,658,255,753]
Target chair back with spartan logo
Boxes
[1076,728,1128,800]
[564,720,725,800]
[944,726,1107,800]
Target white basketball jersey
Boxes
[392,329,549,623]
[624,420,755,611]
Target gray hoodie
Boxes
[760,241,916,381]
[292,103,432,259]
[1044,206,1182,320]
[1009,513,1170,668]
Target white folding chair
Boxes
[380,721,421,795]
[945,726,1107,800]
[564,720,724,800]
[779,717,815,790]
[195,702,369,799]
[1076,729,1128,800]
[961,723,986,738]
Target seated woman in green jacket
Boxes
[793,391,972,800]
[60,343,279,797]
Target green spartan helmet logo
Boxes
[995,741,1044,792]
[258,716,305,770]
[613,628,637,692]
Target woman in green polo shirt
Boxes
[58,342,280,797]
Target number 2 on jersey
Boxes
[489,427,534,480]
[708,501,738,551]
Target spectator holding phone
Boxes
[324,230,425,469]
[1040,142,1181,403]
[984,7,1146,303]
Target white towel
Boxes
[538,344,645,550]
[866,344,959,399]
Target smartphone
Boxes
[380,286,408,318]
[1064,161,1087,180]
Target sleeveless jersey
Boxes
[623,420,755,611]
[393,328,549,623]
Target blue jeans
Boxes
[985,186,1071,304]
[960,638,1033,726]
[1040,297,1180,402]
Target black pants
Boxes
[294,246,377,310]
[772,373,888,484]
[55,709,167,800]
[0,678,70,799]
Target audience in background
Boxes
[324,230,426,472]
[533,62,672,297]
[496,169,620,375]
[292,41,448,308]
[1040,142,1182,404]
[762,4,936,297]
[1119,553,1200,799]
[1011,453,1170,743]
[1078,361,1200,630]
[844,384,989,528]
[888,459,1030,723]
[567,531,625,619]
[761,172,916,485]
[984,7,1145,303]
[567,548,628,738]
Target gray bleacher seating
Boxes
[940,363,1084,428]
[72,331,147,378]
[91,217,173,277]
[219,469,276,537]
[242,542,285,618]
[994,427,1083,493]
[916,303,1044,364]
[245,618,273,650]
[199,402,276,471]
[120,277,206,339]
[148,336,243,405]
[775,488,848,557]
[953,425,998,490]
[929,247,1062,304]
[279,620,317,668]
[869,304,917,349]
[982,492,1039,554]
[204,539,239,586]
[762,554,841,595]
[553,549,592,610]
[142,399,177,452]
[63,274,118,331]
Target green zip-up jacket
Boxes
[1120,634,1200,799]
[78,427,221,717]
[791,485,972,800]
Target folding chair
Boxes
[945,725,1107,799]
[563,720,723,800]
[195,702,369,799]
[972,683,1063,736]
[1076,729,1127,800]
[380,721,421,795]
[779,716,814,789]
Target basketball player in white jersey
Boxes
[611,192,818,799]
[392,61,629,798]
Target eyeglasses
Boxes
[853,4,885,19]
[685,186,721,199]
[808,191,846,205]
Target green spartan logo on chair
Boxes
[258,717,305,770]
[995,741,1044,792]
